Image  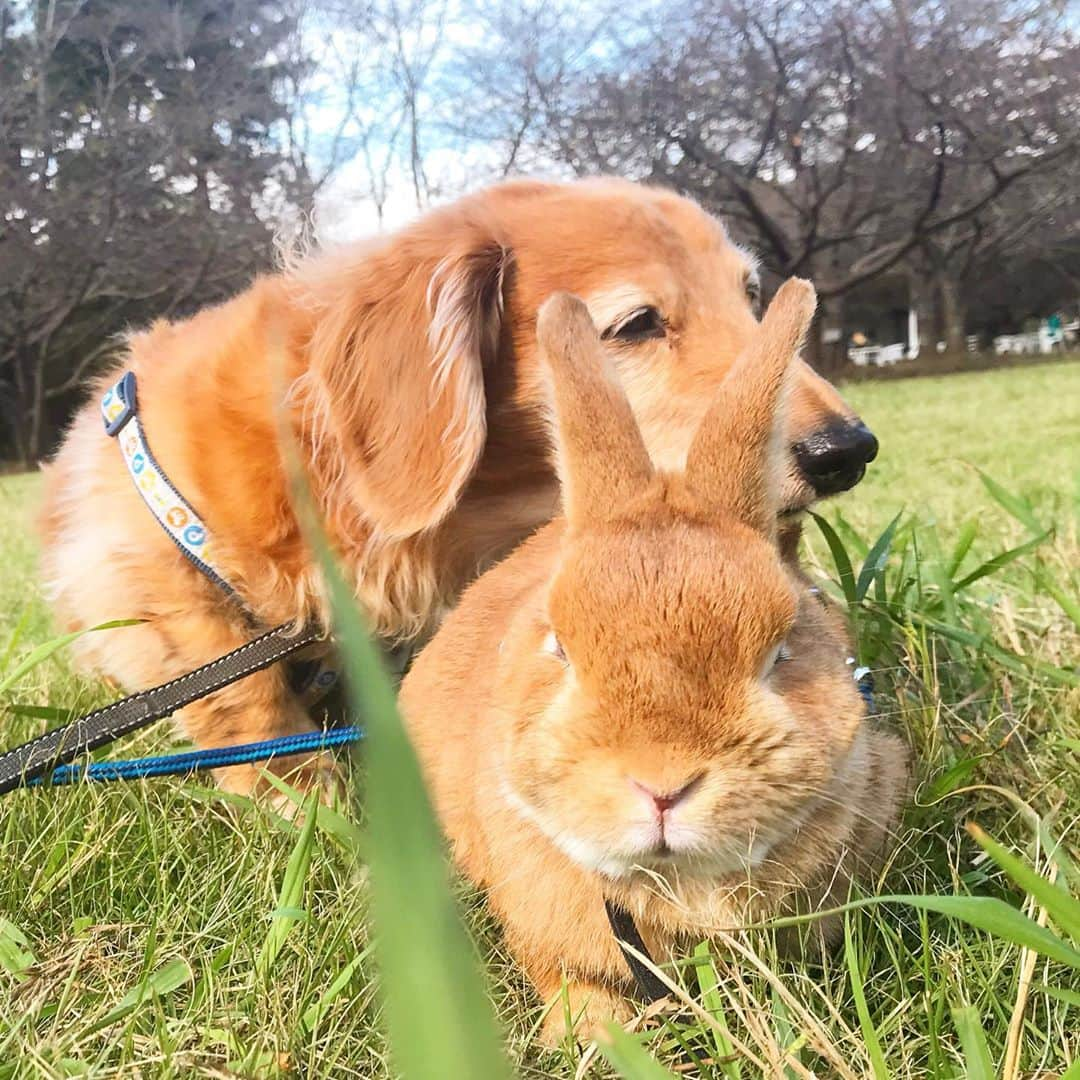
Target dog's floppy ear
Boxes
[298,222,509,538]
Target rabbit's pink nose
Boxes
[630,774,702,817]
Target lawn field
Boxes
[0,361,1077,1078]
[835,361,1080,533]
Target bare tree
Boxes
[296,0,450,230]
[0,0,309,461]
[452,0,1080,368]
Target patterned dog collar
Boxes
[102,372,339,704]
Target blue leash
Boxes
[856,671,875,712]
[32,725,364,787]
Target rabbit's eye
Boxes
[603,306,666,343]
[761,641,792,677]
[543,631,568,665]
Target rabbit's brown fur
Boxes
[399,281,908,1043]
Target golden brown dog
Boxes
[39,178,877,794]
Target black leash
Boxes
[0,621,322,795]
[604,898,670,1003]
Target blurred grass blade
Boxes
[905,612,1079,687]
[967,824,1080,943]
[0,609,31,674]
[596,1025,679,1079]
[261,770,365,853]
[83,959,193,1036]
[0,619,140,693]
[1036,820,1080,893]
[692,944,740,1079]
[6,703,79,723]
[810,513,857,607]
[301,944,374,1034]
[844,914,888,1080]
[945,519,979,579]
[1035,565,1080,632]
[952,1006,995,1080]
[278,396,509,1080]
[0,917,36,981]
[976,469,1044,534]
[1036,984,1080,1007]
[310,534,509,1079]
[888,894,1080,967]
[855,511,902,602]
[952,530,1050,591]
[766,893,1080,969]
[257,792,318,978]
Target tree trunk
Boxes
[805,297,844,374]
[27,350,45,463]
[940,275,967,353]
[9,354,33,465]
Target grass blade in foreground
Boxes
[312,532,510,1080]
[844,913,888,1080]
[763,893,1080,969]
[855,511,902,603]
[81,958,193,1037]
[809,513,857,608]
[257,792,319,978]
[0,619,139,693]
[975,469,1044,535]
[967,823,1080,943]
[952,1006,996,1080]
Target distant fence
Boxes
[848,343,908,367]
[993,328,1068,355]
[840,348,1080,383]
[850,321,1076,368]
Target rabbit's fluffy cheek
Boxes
[500,690,835,879]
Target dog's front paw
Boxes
[216,750,344,812]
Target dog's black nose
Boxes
[793,420,878,496]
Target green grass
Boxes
[835,360,1080,533]
[1,361,1078,1078]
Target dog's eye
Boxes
[604,306,666,343]
[543,630,568,665]
[745,278,762,313]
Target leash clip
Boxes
[102,371,138,436]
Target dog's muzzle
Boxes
[793,420,879,497]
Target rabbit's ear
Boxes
[684,278,817,533]
[536,293,654,530]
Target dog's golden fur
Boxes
[40,178,865,793]
[399,285,909,1043]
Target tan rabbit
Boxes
[398,280,909,1044]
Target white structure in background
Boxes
[848,308,921,367]
[993,318,1070,356]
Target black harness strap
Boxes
[604,898,670,1003]
[0,621,322,795]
